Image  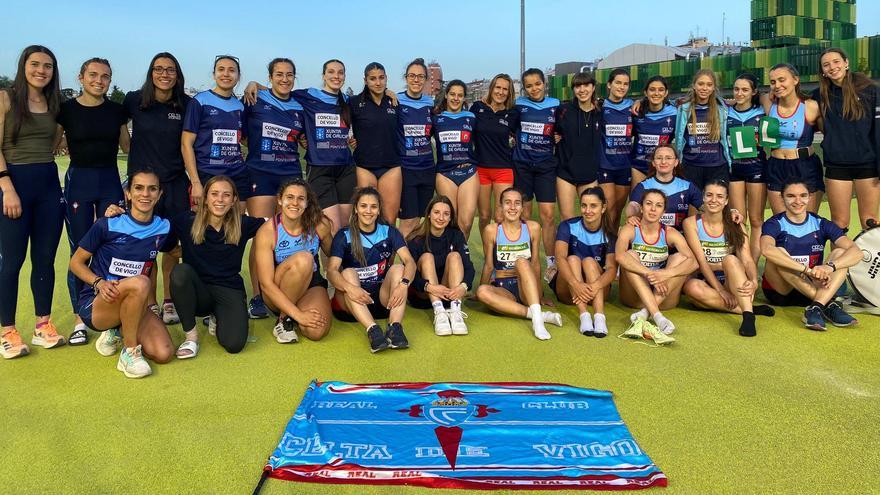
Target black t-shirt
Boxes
[123,90,193,181]
[349,92,400,167]
[406,228,475,291]
[469,101,513,168]
[57,98,127,168]
[172,212,264,290]
[555,101,602,182]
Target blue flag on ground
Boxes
[262,381,666,490]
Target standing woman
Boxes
[406,196,475,336]
[509,68,560,282]
[397,58,435,238]
[727,73,767,261]
[597,69,634,228]
[253,178,332,344]
[470,73,515,246]
[57,57,129,346]
[475,188,562,341]
[814,48,879,230]
[124,52,191,327]
[632,75,676,188]
[554,72,602,221]
[765,64,823,214]
[674,69,732,190]
[0,45,66,359]
[349,62,401,225]
[432,79,479,239]
[682,180,773,337]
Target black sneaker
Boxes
[386,322,409,349]
[367,325,390,353]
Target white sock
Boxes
[74,322,87,331]
[546,255,556,267]
[653,312,675,335]
[630,308,649,322]
[543,311,563,327]
[527,304,541,320]
[594,314,608,335]
[450,299,462,311]
[528,304,551,340]
[579,312,594,334]
[432,300,445,313]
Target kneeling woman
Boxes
[406,196,476,336]
[327,187,417,353]
[254,178,332,343]
[682,180,773,337]
[476,188,562,340]
[615,189,698,335]
[552,187,618,337]
[70,170,175,378]
[760,180,861,331]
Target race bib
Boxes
[605,124,631,137]
[496,241,531,266]
[728,126,759,159]
[701,240,731,264]
[633,244,668,269]
[437,130,461,143]
[315,113,341,127]
[758,117,781,148]
[404,125,427,137]
[262,122,295,141]
[212,129,238,144]
[520,121,547,135]
[109,258,145,278]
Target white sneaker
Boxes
[95,328,121,357]
[203,315,217,336]
[433,310,452,336]
[117,345,152,379]
[273,317,299,344]
[162,302,180,325]
[448,309,468,335]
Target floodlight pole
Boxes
[520,0,525,95]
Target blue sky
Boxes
[4,0,879,93]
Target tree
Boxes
[108,85,125,103]
[0,76,11,90]
[61,88,76,100]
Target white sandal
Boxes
[176,340,199,359]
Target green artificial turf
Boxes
[0,157,878,494]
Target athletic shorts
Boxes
[513,161,556,202]
[730,161,766,183]
[357,165,400,180]
[631,161,650,175]
[248,168,302,197]
[493,277,522,304]
[77,295,104,332]
[695,270,727,285]
[683,164,730,190]
[439,164,476,187]
[597,167,631,186]
[477,166,514,186]
[155,175,192,219]
[331,284,390,321]
[406,285,454,310]
[762,281,812,307]
[307,165,357,209]
[198,170,252,200]
[766,154,824,192]
[400,168,436,219]
[824,163,878,181]
[557,173,597,188]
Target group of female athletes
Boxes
[1,45,877,378]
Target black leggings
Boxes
[0,163,64,326]
[170,263,248,354]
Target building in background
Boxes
[427,61,443,97]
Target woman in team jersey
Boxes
[764,64,823,214]
[616,189,697,336]
[551,187,617,338]
[397,58,435,238]
[56,57,129,345]
[476,188,562,341]
[554,72,602,221]
[726,73,767,262]
[70,169,175,378]
[761,180,861,331]
[631,75,676,188]
[406,196,475,336]
[674,69,732,190]
[625,144,702,232]
[682,180,774,337]
[254,178,332,344]
[597,69,634,229]
[349,62,401,225]
[470,73,515,246]
[432,80,479,239]
[327,187,417,353]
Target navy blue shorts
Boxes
[683,164,730,190]
[331,283,390,321]
[631,162,650,175]
[513,161,556,202]
[730,161,766,183]
[597,167,631,186]
[77,295,101,332]
[493,277,522,304]
[439,164,477,187]
[199,170,252,200]
[766,154,824,193]
[400,168,436,219]
[358,165,400,180]
[695,270,727,285]
[248,168,302,197]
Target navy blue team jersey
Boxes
[630,176,702,231]
[243,89,304,175]
[330,223,406,292]
[600,98,635,171]
[510,96,559,165]
[397,92,435,170]
[761,212,845,269]
[727,104,766,168]
[632,104,676,171]
[292,88,352,166]
[682,105,724,167]
[76,214,173,305]
[432,110,476,171]
[555,217,615,266]
[183,90,246,177]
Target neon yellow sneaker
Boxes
[642,320,675,346]
[621,317,646,339]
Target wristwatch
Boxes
[401,277,411,286]
[826,261,837,272]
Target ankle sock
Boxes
[432,300,445,313]
[739,311,757,337]
[579,312,594,335]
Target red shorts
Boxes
[477,166,514,186]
